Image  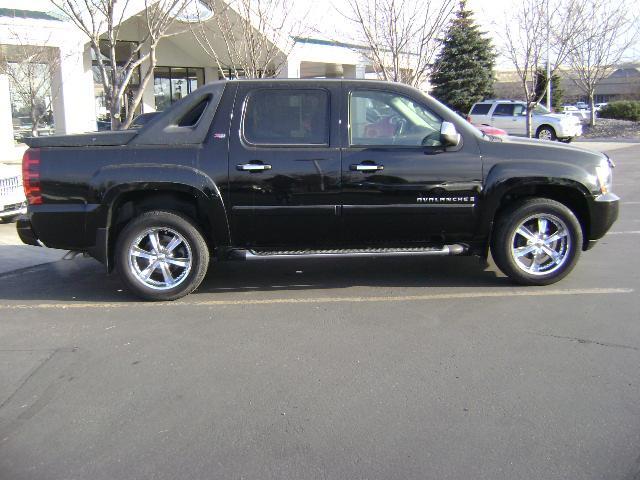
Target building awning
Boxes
[0,8,62,22]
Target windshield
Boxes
[533,104,551,114]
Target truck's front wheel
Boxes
[535,125,556,141]
[115,211,209,301]
[490,198,582,285]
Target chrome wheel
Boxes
[127,227,192,290]
[509,213,571,276]
[537,128,553,141]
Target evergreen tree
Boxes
[431,0,496,114]
[534,68,564,111]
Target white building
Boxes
[0,2,382,158]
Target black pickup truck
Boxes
[19,79,619,300]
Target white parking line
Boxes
[607,231,640,235]
[0,287,632,310]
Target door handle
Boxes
[351,163,384,172]
[237,163,272,172]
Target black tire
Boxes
[490,198,583,286]
[535,125,557,141]
[115,210,209,301]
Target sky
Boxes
[3,0,639,68]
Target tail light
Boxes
[466,115,472,123]
[22,148,42,205]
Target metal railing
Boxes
[0,175,22,199]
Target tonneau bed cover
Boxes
[24,130,138,148]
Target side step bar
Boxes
[229,244,468,261]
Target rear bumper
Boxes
[16,216,41,246]
[584,192,619,250]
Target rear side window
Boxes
[493,104,515,116]
[470,103,491,115]
[178,97,209,127]
[243,89,329,145]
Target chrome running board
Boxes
[230,244,467,261]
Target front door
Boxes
[341,87,482,245]
[228,83,341,248]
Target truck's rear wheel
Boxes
[490,198,582,285]
[115,210,209,301]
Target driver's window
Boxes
[349,90,443,147]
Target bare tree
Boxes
[567,0,639,126]
[50,0,190,130]
[341,0,456,88]
[502,0,589,137]
[190,0,304,79]
[0,32,60,136]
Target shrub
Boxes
[598,101,640,122]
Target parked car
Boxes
[19,79,619,300]
[0,164,27,223]
[594,103,608,113]
[96,119,111,131]
[468,100,582,142]
[561,105,589,124]
[453,110,507,136]
[476,124,508,136]
[575,101,589,110]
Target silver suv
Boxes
[468,100,582,142]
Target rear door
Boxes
[340,86,483,245]
[469,103,492,125]
[227,82,341,248]
[491,103,526,135]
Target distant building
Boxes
[493,63,640,105]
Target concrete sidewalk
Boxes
[573,139,640,153]
[0,223,65,275]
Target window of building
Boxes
[153,67,204,111]
[349,90,443,147]
[242,89,329,146]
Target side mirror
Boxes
[440,121,461,147]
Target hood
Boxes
[478,136,612,195]
[536,112,578,123]
[481,135,607,170]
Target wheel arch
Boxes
[477,174,592,256]
[535,124,556,137]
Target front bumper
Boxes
[584,192,619,250]
[557,124,582,139]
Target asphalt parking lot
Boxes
[1,144,639,480]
